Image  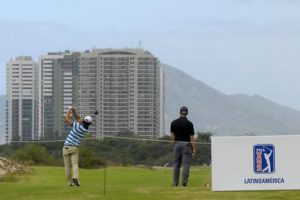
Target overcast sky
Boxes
[1,0,300,110]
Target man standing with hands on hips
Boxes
[63,106,93,187]
[171,106,196,187]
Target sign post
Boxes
[211,135,300,191]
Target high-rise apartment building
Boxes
[78,49,164,138]
[6,56,39,143]
[77,50,97,134]
[39,51,80,139]
[6,48,164,142]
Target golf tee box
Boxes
[211,135,300,191]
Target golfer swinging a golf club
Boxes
[63,106,93,186]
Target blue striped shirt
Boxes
[64,122,88,147]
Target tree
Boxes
[194,132,212,165]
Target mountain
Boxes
[164,64,300,135]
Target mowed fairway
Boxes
[1,166,300,200]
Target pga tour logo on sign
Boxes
[253,144,275,174]
[244,143,284,185]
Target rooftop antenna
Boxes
[139,40,142,48]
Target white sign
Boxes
[211,135,300,191]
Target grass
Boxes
[0,166,300,200]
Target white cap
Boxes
[84,116,93,123]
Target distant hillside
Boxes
[164,64,300,135]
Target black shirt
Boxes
[170,117,195,142]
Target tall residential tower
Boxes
[78,49,164,138]
[39,51,80,139]
[6,56,39,143]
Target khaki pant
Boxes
[63,146,79,184]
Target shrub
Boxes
[79,146,106,168]
[14,144,55,165]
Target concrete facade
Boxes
[39,51,80,139]
[78,49,164,138]
[6,56,39,142]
